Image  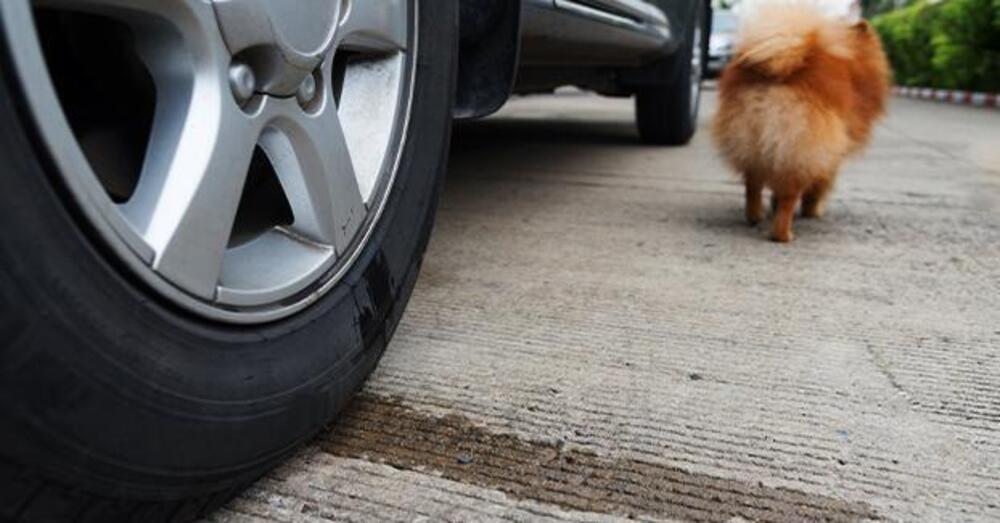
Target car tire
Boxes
[635,3,708,146]
[0,1,457,521]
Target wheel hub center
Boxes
[212,0,343,95]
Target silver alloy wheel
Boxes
[0,0,417,323]
[689,21,703,116]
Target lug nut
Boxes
[228,62,256,105]
[296,73,318,107]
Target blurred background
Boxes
[866,0,1000,92]
[711,0,1000,92]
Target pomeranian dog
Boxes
[712,2,890,242]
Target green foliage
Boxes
[872,3,936,86]
[994,0,1000,35]
[872,0,1000,91]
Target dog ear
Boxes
[852,19,873,34]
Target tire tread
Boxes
[0,456,250,523]
[634,1,707,146]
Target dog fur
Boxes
[712,2,890,242]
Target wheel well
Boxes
[454,0,521,120]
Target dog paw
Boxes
[770,231,794,243]
[801,206,825,219]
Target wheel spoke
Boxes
[10,0,415,320]
[38,0,254,300]
[263,101,365,256]
[337,52,407,202]
[122,75,260,300]
[337,0,408,53]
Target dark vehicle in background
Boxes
[0,0,708,520]
[511,0,711,144]
[708,10,739,77]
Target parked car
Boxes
[708,10,738,77]
[0,0,709,519]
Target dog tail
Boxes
[733,2,852,78]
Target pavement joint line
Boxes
[363,383,996,499]
[321,394,881,523]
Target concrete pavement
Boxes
[212,90,1000,522]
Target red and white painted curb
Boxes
[894,86,999,109]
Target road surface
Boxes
[212,90,1000,522]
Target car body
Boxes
[456,0,711,122]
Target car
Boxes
[0,0,709,520]
[708,10,738,77]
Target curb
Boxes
[894,86,999,109]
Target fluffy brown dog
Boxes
[712,3,890,242]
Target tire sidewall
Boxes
[0,0,456,501]
[635,0,707,145]
[668,2,705,134]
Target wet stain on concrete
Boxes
[323,395,879,522]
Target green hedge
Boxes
[872,0,1000,92]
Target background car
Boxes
[708,10,739,77]
[0,0,708,520]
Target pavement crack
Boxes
[880,121,1000,177]
[864,343,910,399]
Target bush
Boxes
[872,0,1000,91]
[872,3,936,87]
[996,0,1000,32]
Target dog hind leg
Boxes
[802,178,833,218]
[771,187,802,243]
[745,174,766,225]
